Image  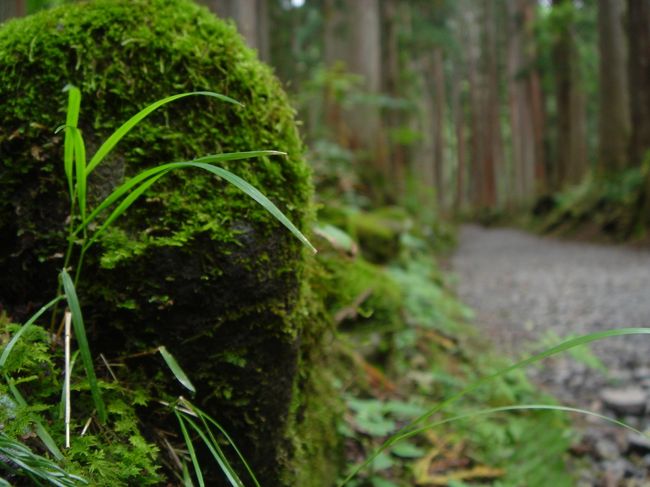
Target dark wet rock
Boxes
[627,432,650,454]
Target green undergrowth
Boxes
[533,163,650,240]
[314,207,575,486]
[0,315,161,485]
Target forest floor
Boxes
[452,224,650,486]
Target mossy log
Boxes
[0,1,339,483]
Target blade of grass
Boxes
[181,401,260,487]
[341,404,645,486]
[86,91,242,175]
[338,327,650,486]
[63,85,81,200]
[0,296,62,368]
[82,171,167,251]
[6,376,64,461]
[159,346,196,394]
[405,404,645,443]
[175,410,205,487]
[181,414,244,487]
[77,158,315,254]
[60,269,107,423]
[192,162,316,254]
[182,462,195,487]
[73,151,285,236]
[0,433,87,486]
[72,128,87,222]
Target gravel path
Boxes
[451,224,650,485]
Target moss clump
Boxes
[314,249,403,334]
[346,207,411,264]
[0,1,335,483]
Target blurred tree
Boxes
[627,0,650,167]
[507,0,545,204]
[552,0,587,187]
[348,0,389,196]
[481,0,502,208]
[198,0,270,61]
[0,1,26,21]
[597,0,630,172]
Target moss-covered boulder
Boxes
[0,1,339,483]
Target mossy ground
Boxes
[532,165,650,241]
[0,316,161,485]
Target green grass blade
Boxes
[0,296,62,368]
[189,161,316,254]
[0,433,87,487]
[72,128,87,221]
[82,172,167,252]
[76,157,315,254]
[159,346,196,394]
[182,462,195,487]
[182,414,244,487]
[338,327,650,486]
[184,402,260,487]
[60,269,107,423]
[86,91,242,175]
[6,376,64,461]
[63,85,81,200]
[340,404,644,487]
[401,404,645,442]
[73,151,284,236]
[175,410,205,487]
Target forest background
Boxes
[5,0,650,234]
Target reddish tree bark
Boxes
[597,0,630,172]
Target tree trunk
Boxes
[480,0,501,208]
[347,0,389,198]
[452,62,467,213]
[432,47,447,208]
[552,0,588,187]
[507,0,539,206]
[199,0,269,62]
[0,0,25,21]
[381,0,407,198]
[628,0,650,166]
[463,4,485,208]
[597,0,630,172]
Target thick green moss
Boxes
[0,1,336,483]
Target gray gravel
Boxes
[451,224,650,486]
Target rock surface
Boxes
[452,224,650,486]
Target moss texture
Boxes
[0,1,338,483]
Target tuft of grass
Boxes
[172,398,260,487]
[0,433,87,487]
